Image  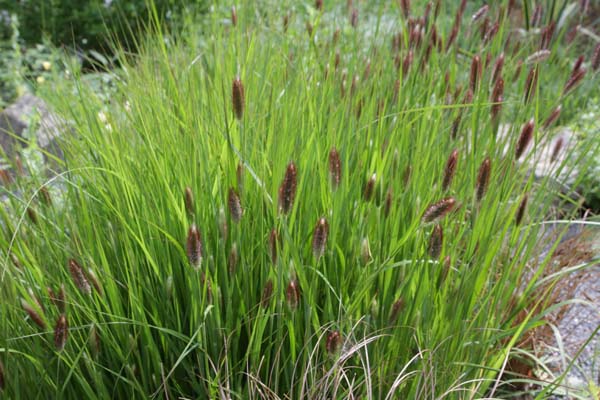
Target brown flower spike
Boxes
[232,77,245,120]
[515,194,528,226]
[184,187,194,216]
[422,197,456,223]
[54,314,68,351]
[69,259,91,295]
[261,279,274,308]
[312,217,329,258]
[21,298,45,329]
[428,224,444,259]
[515,119,535,160]
[278,162,297,215]
[442,149,458,191]
[286,279,301,310]
[186,224,203,270]
[364,173,376,202]
[326,330,343,355]
[228,187,243,223]
[329,147,341,190]
[476,157,491,201]
[268,228,278,265]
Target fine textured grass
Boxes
[1,0,599,398]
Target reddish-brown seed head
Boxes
[400,0,411,18]
[550,137,564,163]
[0,360,4,390]
[476,157,491,201]
[515,194,529,226]
[312,217,329,259]
[286,279,300,310]
[39,186,52,206]
[268,228,278,265]
[232,77,245,120]
[384,188,393,217]
[69,259,91,295]
[422,197,456,223]
[389,298,405,324]
[472,4,489,23]
[21,298,46,329]
[326,330,343,354]
[283,13,290,32]
[329,147,342,190]
[364,173,376,202]
[350,8,358,28]
[261,279,274,308]
[470,55,481,92]
[543,105,561,130]
[516,119,535,160]
[231,6,237,27]
[315,0,323,11]
[491,53,504,84]
[524,66,538,103]
[184,187,194,216]
[278,162,297,215]
[228,187,243,223]
[54,314,68,351]
[428,224,444,259]
[563,67,586,95]
[592,43,600,71]
[186,224,203,270]
[442,149,458,191]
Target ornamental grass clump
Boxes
[1,1,598,398]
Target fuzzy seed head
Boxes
[39,186,52,206]
[315,0,323,11]
[428,224,444,259]
[550,137,564,163]
[364,173,376,202]
[361,237,372,265]
[278,162,297,215]
[90,324,101,357]
[350,8,358,28]
[54,314,68,351]
[21,298,45,329]
[592,43,600,71]
[268,228,278,265]
[261,279,274,308]
[0,169,11,186]
[524,66,538,103]
[286,279,300,310]
[69,259,91,295]
[184,187,194,216]
[326,330,343,355]
[422,197,456,223]
[526,49,551,64]
[515,194,528,226]
[328,147,341,190]
[230,6,237,26]
[442,149,458,191]
[516,119,535,160]
[228,187,243,223]
[491,53,504,84]
[312,218,329,259]
[563,67,586,95]
[186,224,203,270]
[27,207,38,225]
[470,55,481,92]
[471,4,489,23]
[543,105,561,130]
[476,157,491,201]
[228,243,239,275]
[389,298,404,324]
[232,77,245,120]
[400,0,411,18]
[384,188,393,217]
[87,268,103,297]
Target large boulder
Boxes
[0,93,64,161]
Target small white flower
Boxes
[42,61,52,71]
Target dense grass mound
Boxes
[1,1,598,398]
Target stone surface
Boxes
[0,93,64,160]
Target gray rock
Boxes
[0,93,64,161]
